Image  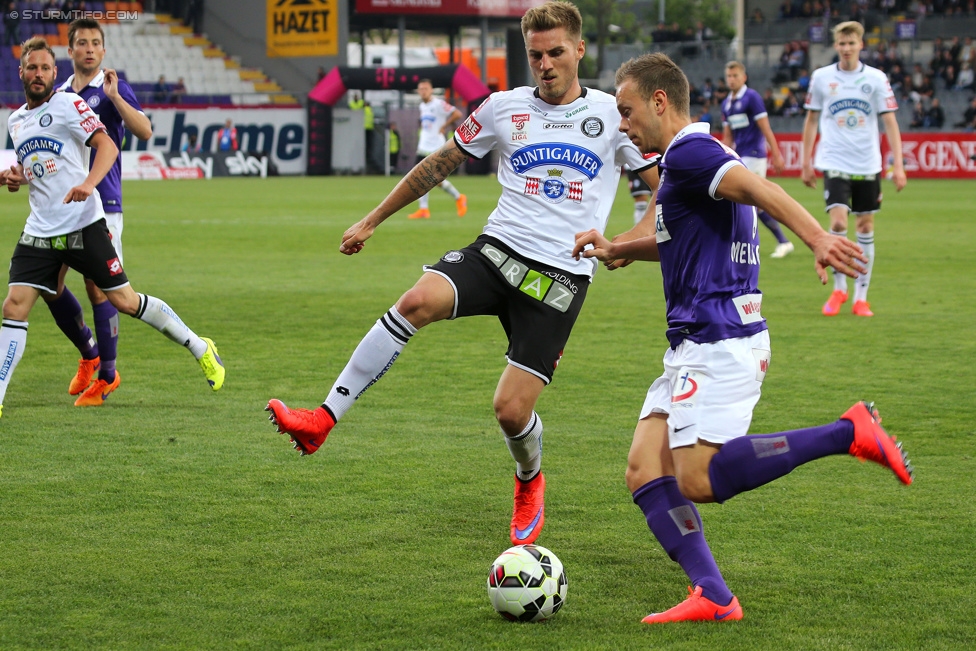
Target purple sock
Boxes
[708,420,855,503]
[46,288,97,359]
[92,301,119,382]
[633,476,734,606]
[758,210,790,244]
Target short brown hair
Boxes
[832,21,864,42]
[725,60,746,74]
[615,52,690,117]
[68,18,104,48]
[20,37,56,67]
[521,1,582,41]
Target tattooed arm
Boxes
[339,140,470,254]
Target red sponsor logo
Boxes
[107,257,123,276]
[456,115,481,144]
[80,116,102,134]
[511,113,529,129]
[161,167,205,180]
[885,96,898,110]
[759,358,769,373]
[741,300,762,315]
[472,96,490,116]
[73,99,91,115]
[672,377,698,402]
[773,440,787,450]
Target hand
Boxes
[572,229,617,262]
[770,151,785,175]
[801,164,817,189]
[102,68,119,100]
[3,165,25,192]
[891,168,907,192]
[603,258,634,271]
[339,217,376,255]
[811,232,867,284]
[63,182,95,203]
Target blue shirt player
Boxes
[43,18,155,406]
[574,52,912,624]
[720,61,794,259]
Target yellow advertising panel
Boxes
[267,0,338,58]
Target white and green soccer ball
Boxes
[487,544,568,622]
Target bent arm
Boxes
[115,101,152,141]
[85,130,120,189]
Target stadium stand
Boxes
[0,1,297,107]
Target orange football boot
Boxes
[510,473,545,545]
[822,290,848,316]
[852,300,874,317]
[843,401,913,485]
[642,586,743,624]
[408,208,430,220]
[455,194,468,217]
[74,372,120,407]
[69,356,100,395]
[266,399,335,456]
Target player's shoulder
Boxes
[581,87,616,104]
[863,64,889,81]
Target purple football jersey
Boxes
[721,86,768,159]
[655,124,767,349]
[61,72,142,213]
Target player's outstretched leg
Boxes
[633,476,739,622]
[129,293,224,391]
[706,402,912,503]
[642,586,742,624]
[44,288,100,394]
[267,306,417,455]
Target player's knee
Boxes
[493,399,531,436]
[106,290,139,316]
[395,286,447,328]
[2,294,30,320]
[676,470,715,504]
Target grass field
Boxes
[0,175,974,650]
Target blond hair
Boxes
[521,1,582,41]
[725,60,746,74]
[20,37,56,67]
[615,52,690,117]
[833,21,865,42]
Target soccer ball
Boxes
[487,544,568,622]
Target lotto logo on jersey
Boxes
[456,115,482,145]
[107,257,123,276]
[80,116,102,134]
[510,113,530,141]
[73,98,92,115]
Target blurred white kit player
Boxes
[408,79,468,220]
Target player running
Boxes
[0,39,224,417]
[407,78,468,220]
[266,1,657,547]
[574,52,912,623]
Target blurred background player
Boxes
[802,21,907,317]
[0,39,224,416]
[407,78,467,220]
[721,60,794,259]
[42,18,153,406]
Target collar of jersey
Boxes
[533,86,588,100]
[59,70,104,93]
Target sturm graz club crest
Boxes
[39,114,52,127]
[580,116,604,138]
[441,250,464,263]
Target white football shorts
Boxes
[741,156,768,178]
[639,331,772,449]
[104,212,123,265]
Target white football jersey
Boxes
[455,87,652,277]
[804,62,897,175]
[417,97,457,155]
[8,91,106,237]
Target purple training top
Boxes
[655,123,767,349]
[60,71,142,213]
[721,86,768,159]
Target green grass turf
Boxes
[0,176,973,650]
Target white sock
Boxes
[135,294,206,358]
[830,230,849,293]
[440,180,461,199]
[418,193,430,210]
[633,199,649,226]
[854,231,875,303]
[505,412,543,481]
[0,319,28,406]
[324,306,417,421]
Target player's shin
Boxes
[633,476,733,606]
[707,421,856,502]
[92,301,119,381]
[134,294,207,358]
[0,320,28,407]
[854,231,875,302]
[323,307,416,421]
[830,230,849,292]
[505,411,543,481]
[46,288,97,359]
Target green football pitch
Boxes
[0,176,973,650]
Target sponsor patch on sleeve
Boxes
[456,115,482,145]
[73,98,92,115]
[80,116,103,134]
